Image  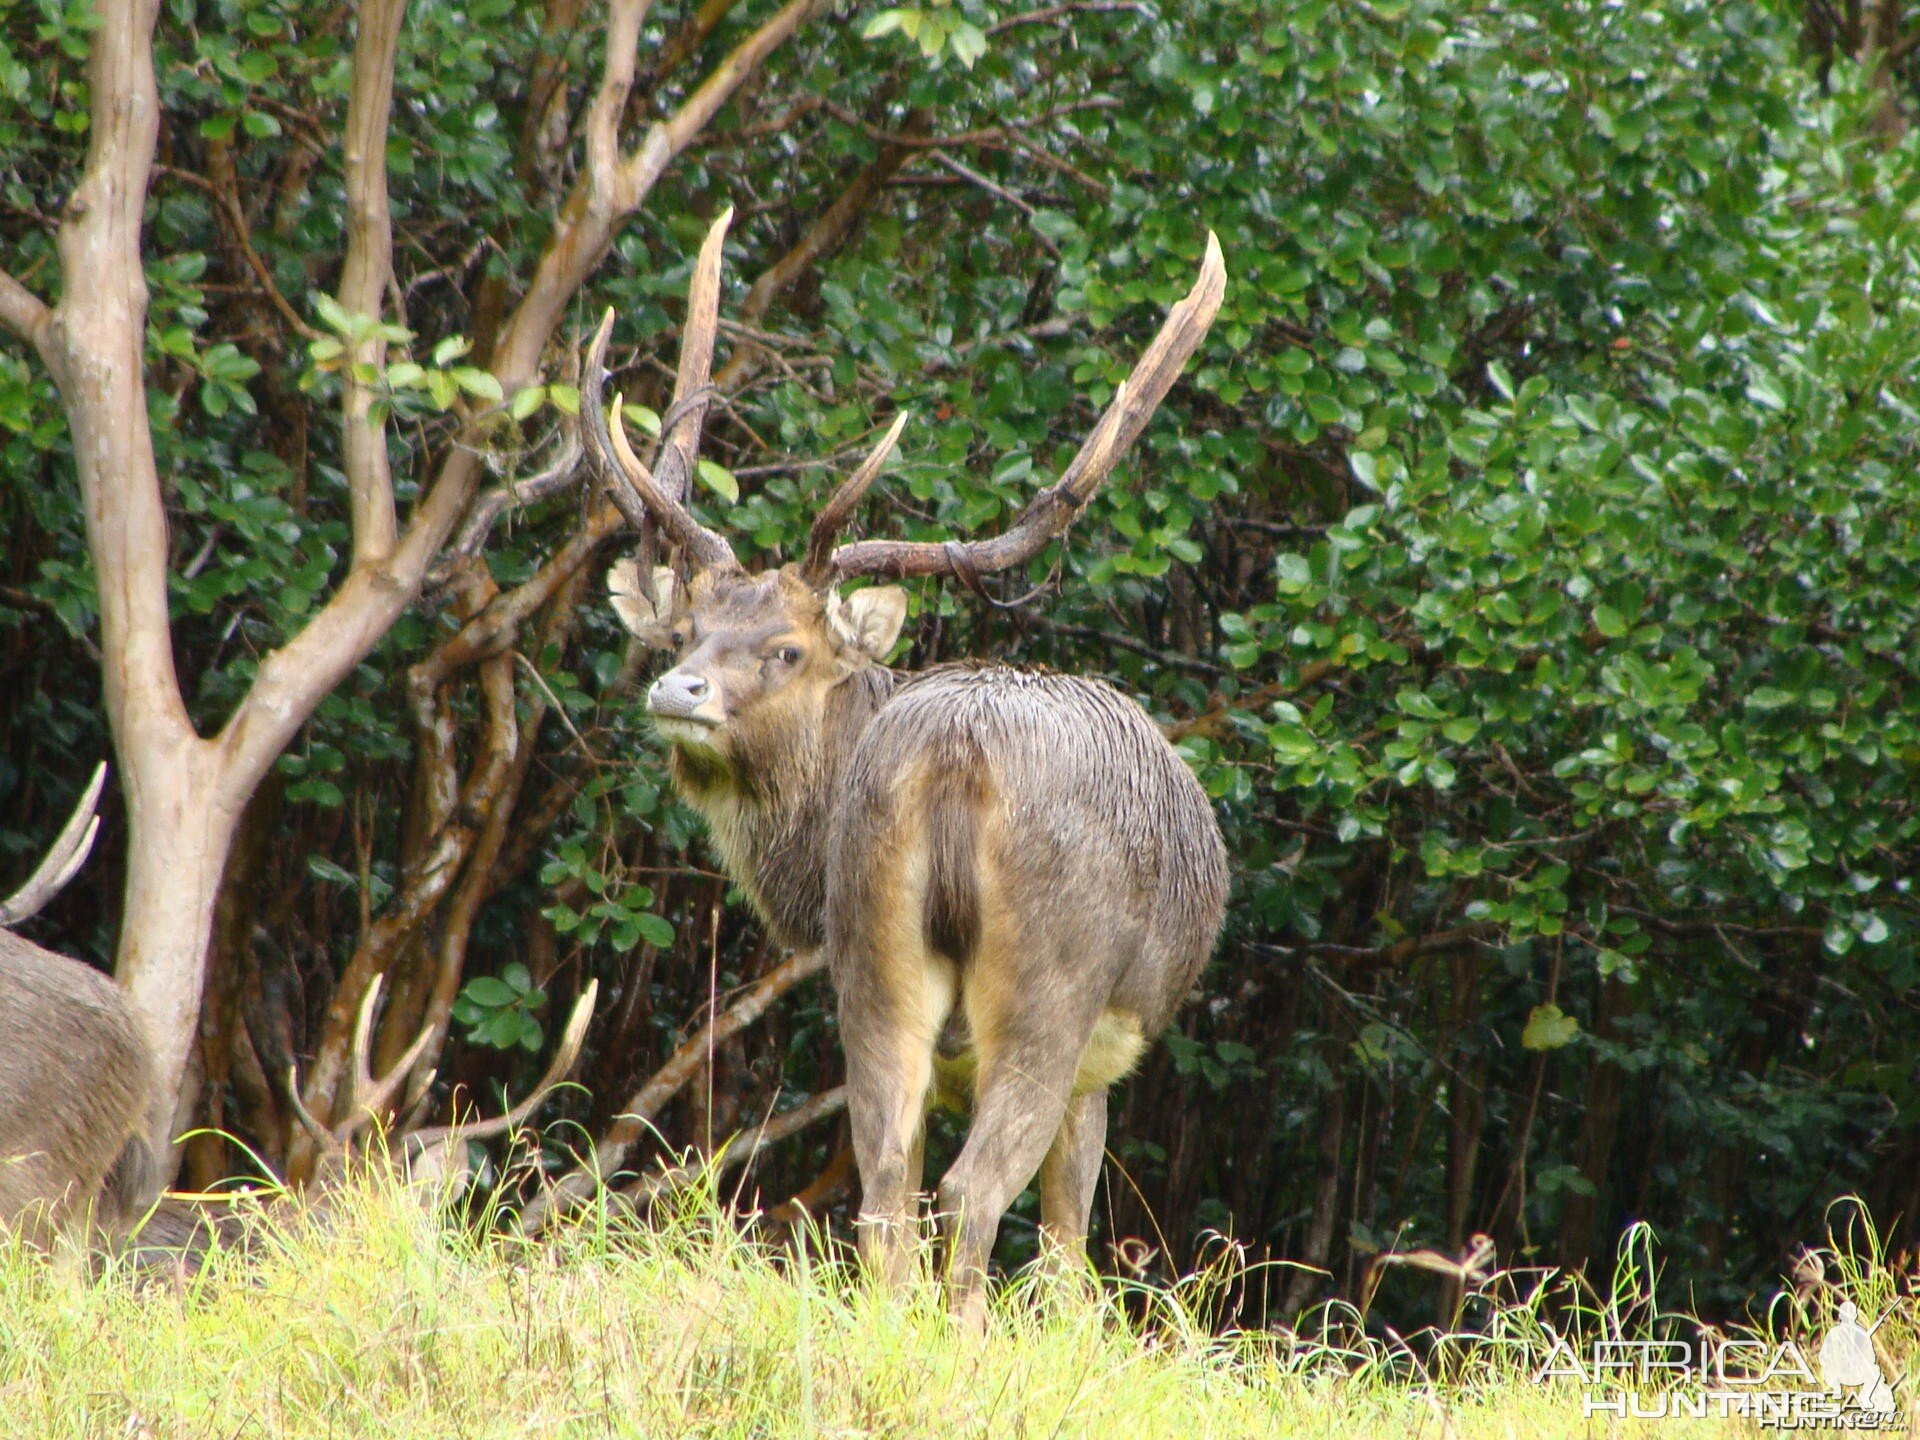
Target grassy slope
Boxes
[0,1178,1846,1438]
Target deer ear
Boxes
[607,560,679,649]
[828,586,907,661]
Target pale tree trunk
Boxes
[0,0,828,1177]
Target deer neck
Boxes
[668,664,898,951]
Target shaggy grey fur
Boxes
[0,932,157,1243]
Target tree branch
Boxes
[619,1086,846,1205]
[521,947,828,1232]
[713,108,928,394]
[50,0,192,744]
[336,0,407,566]
[212,0,823,800]
[0,269,52,359]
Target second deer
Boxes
[0,765,159,1246]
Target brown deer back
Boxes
[827,666,1228,1090]
[0,932,157,1242]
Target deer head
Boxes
[588,210,1226,784]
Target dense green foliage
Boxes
[2,0,1917,1322]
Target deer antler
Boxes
[408,979,598,1147]
[0,762,107,927]
[286,977,597,1172]
[291,973,441,1156]
[800,410,912,582]
[582,209,738,574]
[821,232,1226,586]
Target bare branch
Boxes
[986,1,1150,35]
[49,0,193,744]
[801,411,911,580]
[336,0,407,566]
[214,0,819,798]
[0,763,107,926]
[642,0,740,100]
[490,0,824,395]
[827,232,1227,583]
[621,1085,845,1204]
[437,426,587,570]
[0,269,52,359]
[520,947,827,1232]
[205,139,321,341]
[932,151,1049,241]
[623,0,826,202]
[713,108,929,394]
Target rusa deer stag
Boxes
[0,764,160,1245]
[589,212,1228,1321]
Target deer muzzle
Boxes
[647,669,726,732]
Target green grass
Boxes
[0,1173,1905,1438]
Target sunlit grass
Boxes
[0,1169,1907,1438]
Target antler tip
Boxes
[1195,231,1227,302]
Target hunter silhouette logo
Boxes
[1817,1301,1898,1416]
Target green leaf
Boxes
[464,977,516,1007]
[696,458,739,503]
[509,384,545,421]
[1521,1003,1580,1052]
[452,367,504,404]
[949,20,987,69]
[306,856,357,887]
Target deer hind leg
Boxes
[935,974,1099,1327]
[1038,1087,1108,1267]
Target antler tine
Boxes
[580,207,740,572]
[801,410,911,582]
[0,762,107,926]
[330,973,441,1147]
[826,231,1227,584]
[411,980,599,1146]
[583,315,737,572]
[285,1063,337,1151]
[655,207,731,510]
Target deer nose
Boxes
[648,670,713,720]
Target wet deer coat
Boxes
[0,767,158,1243]
[592,215,1228,1318]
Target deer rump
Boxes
[0,932,157,1241]
[827,666,1228,1116]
